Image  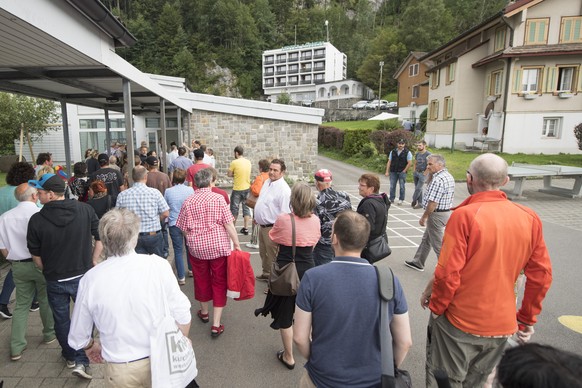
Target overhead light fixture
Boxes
[106,96,119,103]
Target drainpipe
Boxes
[500,16,514,153]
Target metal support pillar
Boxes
[123,78,135,183]
[60,101,72,176]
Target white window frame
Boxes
[412,85,420,99]
[542,117,561,138]
[557,66,576,92]
[409,63,419,77]
[522,68,542,93]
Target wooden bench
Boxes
[505,163,582,199]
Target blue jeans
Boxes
[136,232,165,257]
[46,278,89,366]
[412,171,427,205]
[169,226,186,280]
[161,223,169,258]
[389,172,407,202]
[312,243,334,266]
[0,269,15,305]
[230,189,251,218]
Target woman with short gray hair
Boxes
[176,168,241,338]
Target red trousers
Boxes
[188,252,227,307]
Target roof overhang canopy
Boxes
[0,1,191,114]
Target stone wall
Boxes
[189,110,318,181]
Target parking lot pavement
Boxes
[1,168,581,387]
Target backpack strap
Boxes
[375,265,396,387]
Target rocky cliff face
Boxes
[205,61,241,98]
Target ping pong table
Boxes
[505,163,582,199]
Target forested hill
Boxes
[105,0,508,99]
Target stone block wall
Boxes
[189,110,318,181]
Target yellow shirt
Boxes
[229,157,251,191]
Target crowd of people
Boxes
[0,137,576,387]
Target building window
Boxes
[412,85,420,98]
[513,67,543,94]
[560,16,582,43]
[494,27,506,51]
[443,97,453,119]
[542,117,561,138]
[409,63,419,77]
[556,66,578,92]
[431,69,441,89]
[525,18,549,45]
[429,100,439,120]
[488,69,503,96]
[446,62,456,84]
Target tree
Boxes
[574,122,582,151]
[276,92,292,104]
[0,93,59,157]
[356,27,407,93]
[398,0,455,51]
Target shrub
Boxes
[375,118,401,131]
[343,129,372,155]
[370,130,391,155]
[574,122,582,150]
[384,129,416,152]
[419,108,428,132]
[360,142,377,158]
[321,126,344,150]
[277,92,292,104]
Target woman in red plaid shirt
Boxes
[176,168,241,338]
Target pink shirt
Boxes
[269,213,321,247]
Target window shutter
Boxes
[577,67,582,92]
[512,69,522,93]
[486,73,491,96]
[544,67,557,93]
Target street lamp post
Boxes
[378,61,384,110]
[325,20,329,42]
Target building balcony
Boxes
[300,56,312,61]
[288,69,299,74]
[264,83,274,88]
[300,68,312,73]
[275,82,287,87]
[276,71,286,75]
[264,59,274,65]
[276,59,286,63]
[288,81,298,85]
[313,53,325,59]
[313,66,325,72]
[314,79,325,84]
[300,80,312,85]
[264,71,274,76]
[288,57,298,62]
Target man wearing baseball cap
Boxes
[385,139,412,205]
[88,153,124,202]
[313,169,352,266]
[27,174,102,380]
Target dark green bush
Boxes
[370,130,391,155]
[574,122,582,150]
[343,129,372,155]
[419,108,428,132]
[360,142,376,158]
[322,126,344,150]
[384,129,416,151]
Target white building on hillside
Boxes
[262,42,347,104]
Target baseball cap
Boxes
[314,169,332,183]
[98,153,109,164]
[28,174,65,193]
[145,156,159,166]
[397,139,406,144]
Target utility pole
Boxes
[378,61,384,110]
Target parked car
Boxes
[365,99,389,110]
[380,101,398,110]
[302,99,314,107]
[351,100,369,109]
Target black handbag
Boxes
[363,233,392,263]
[268,214,300,296]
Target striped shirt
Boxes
[422,168,455,210]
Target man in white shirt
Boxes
[69,208,192,387]
[253,159,291,281]
[0,183,55,361]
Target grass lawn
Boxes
[324,120,380,130]
[320,147,582,181]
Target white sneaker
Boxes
[246,243,259,249]
[397,200,403,206]
[72,364,92,380]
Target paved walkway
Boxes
[0,167,581,387]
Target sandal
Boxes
[197,310,209,323]
[211,324,224,338]
[276,350,295,370]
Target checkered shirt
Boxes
[422,168,455,210]
[176,187,234,260]
[115,182,169,232]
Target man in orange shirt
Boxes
[423,153,552,387]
